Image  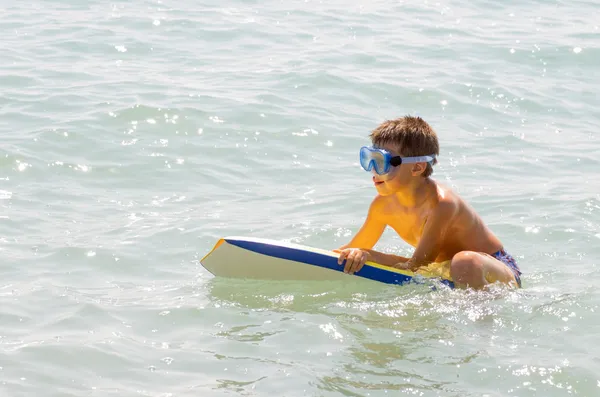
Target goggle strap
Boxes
[390,155,436,166]
[401,155,436,164]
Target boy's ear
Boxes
[411,163,426,176]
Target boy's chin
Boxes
[375,180,407,196]
[375,184,395,196]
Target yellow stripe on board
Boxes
[364,261,416,277]
[367,260,453,281]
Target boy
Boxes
[334,116,522,289]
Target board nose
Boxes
[200,238,225,263]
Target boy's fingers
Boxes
[337,250,348,265]
[338,249,368,274]
[347,254,355,273]
[352,259,363,274]
[352,254,367,274]
[351,252,363,274]
[344,252,357,273]
[344,257,352,273]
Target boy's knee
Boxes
[450,251,484,282]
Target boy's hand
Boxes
[393,259,427,273]
[393,261,412,270]
[333,248,369,275]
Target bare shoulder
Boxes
[431,180,460,216]
[430,180,504,253]
[368,194,388,219]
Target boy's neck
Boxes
[393,177,435,207]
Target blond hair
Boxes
[369,116,440,177]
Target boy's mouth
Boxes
[373,177,385,186]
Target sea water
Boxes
[1,1,599,396]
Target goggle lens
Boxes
[359,146,389,175]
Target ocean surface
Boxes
[2,0,599,396]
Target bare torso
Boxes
[377,180,503,262]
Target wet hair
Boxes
[369,115,440,177]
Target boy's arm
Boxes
[334,198,410,271]
[398,201,457,271]
[362,250,410,266]
[337,199,386,251]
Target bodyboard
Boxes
[200,236,454,288]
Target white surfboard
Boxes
[200,236,454,288]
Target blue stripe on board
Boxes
[225,238,454,288]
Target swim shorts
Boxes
[491,249,522,287]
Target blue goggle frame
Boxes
[359,146,436,175]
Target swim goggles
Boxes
[359,146,436,175]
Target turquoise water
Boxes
[2,1,599,395]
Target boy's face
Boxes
[370,143,424,196]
